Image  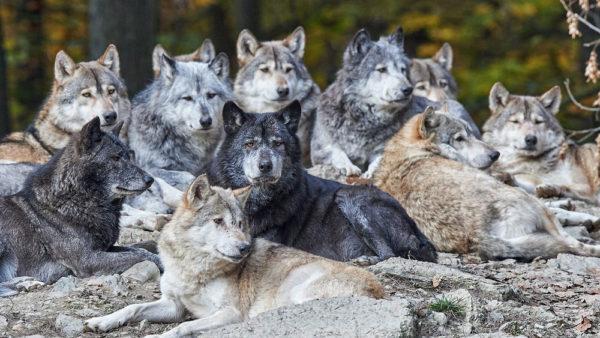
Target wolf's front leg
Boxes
[85,297,185,332]
[153,177,184,209]
[72,247,162,277]
[145,307,242,338]
[362,154,382,179]
[329,147,362,177]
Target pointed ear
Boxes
[185,174,213,208]
[345,29,372,63]
[152,44,168,77]
[419,106,440,138]
[160,54,177,82]
[223,101,247,134]
[197,39,216,62]
[489,82,510,112]
[54,50,76,82]
[539,86,561,115]
[111,120,124,137]
[98,44,120,76]
[78,117,103,153]
[388,26,405,50]
[284,26,306,59]
[276,100,301,134]
[209,52,230,80]
[232,186,251,208]
[237,29,260,66]
[433,42,453,71]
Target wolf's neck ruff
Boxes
[25,124,56,155]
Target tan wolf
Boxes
[85,175,384,336]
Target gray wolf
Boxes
[208,101,437,264]
[0,45,131,164]
[128,51,233,176]
[483,83,600,204]
[310,27,478,179]
[0,163,37,196]
[0,118,161,296]
[235,27,320,165]
[374,108,600,260]
[152,39,216,77]
[410,42,457,102]
[84,174,384,336]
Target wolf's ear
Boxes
[433,43,453,71]
[345,29,372,64]
[489,82,510,112]
[98,44,120,76]
[232,186,251,208]
[388,26,405,50]
[54,50,76,82]
[284,26,306,59]
[160,54,178,82]
[237,29,259,66]
[223,101,247,134]
[419,106,440,138]
[276,100,301,134]
[539,86,561,115]
[196,39,216,62]
[111,121,124,137]
[152,44,168,77]
[78,117,103,153]
[209,52,230,80]
[185,174,213,208]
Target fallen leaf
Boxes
[432,275,442,288]
[575,316,592,333]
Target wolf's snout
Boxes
[525,135,537,147]
[200,116,213,129]
[142,175,154,187]
[238,242,252,255]
[103,111,117,125]
[402,87,413,97]
[489,150,500,162]
[258,159,273,173]
[276,86,290,98]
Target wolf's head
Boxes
[340,27,413,114]
[417,107,499,169]
[234,27,313,111]
[167,174,252,264]
[482,83,564,157]
[410,43,457,102]
[151,52,232,133]
[46,45,130,133]
[152,39,216,77]
[213,101,301,188]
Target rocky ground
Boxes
[3,202,600,337]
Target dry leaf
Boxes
[432,275,442,288]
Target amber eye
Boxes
[82,92,92,98]
[376,66,387,73]
[107,88,116,95]
[213,218,223,225]
[416,84,427,91]
[245,141,255,149]
[259,65,269,73]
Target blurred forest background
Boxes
[0,0,598,138]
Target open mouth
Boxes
[112,186,148,195]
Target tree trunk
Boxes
[0,13,9,137]
[234,0,261,36]
[89,0,159,95]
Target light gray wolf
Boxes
[0,45,131,164]
[84,174,384,336]
[410,42,457,102]
[234,27,321,165]
[483,82,600,204]
[152,39,216,77]
[127,51,233,177]
[0,163,37,196]
[207,100,437,264]
[0,118,161,297]
[374,108,600,260]
[310,27,478,179]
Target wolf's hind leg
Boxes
[548,207,600,228]
[479,233,570,261]
[85,297,185,333]
[150,307,242,338]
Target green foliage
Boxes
[429,297,465,318]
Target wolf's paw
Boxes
[350,255,382,267]
[491,172,515,186]
[339,163,362,177]
[535,184,562,199]
[84,316,120,333]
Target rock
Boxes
[369,257,520,301]
[85,275,128,296]
[551,253,600,275]
[122,261,161,283]
[487,311,505,326]
[0,315,7,330]
[54,314,83,338]
[431,311,448,325]
[50,276,79,297]
[201,297,415,337]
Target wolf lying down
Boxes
[0,118,161,296]
[85,175,384,336]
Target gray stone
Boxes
[85,275,128,296]
[54,314,83,338]
[551,253,600,275]
[201,297,415,337]
[0,315,7,330]
[50,276,79,297]
[431,311,448,326]
[122,261,161,283]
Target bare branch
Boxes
[584,37,600,47]
[563,78,600,113]
[560,0,600,35]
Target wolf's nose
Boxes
[258,160,273,173]
[402,87,413,96]
[142,175,154,187]
[277,87,289,97]
[238,242,252,255]
[103,111,117,124]
[489,151,500,162]
[525,135,537,147]
[200,116,213,128]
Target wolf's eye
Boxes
[273,140,284,147]
[259,65,269,73]
[439,80,448,88]
[509,119,519,124]
[376,66,387,73]
[455,136,465,142]
[82,92,92,98]
[416,83,427,91]
[245,141,255,149]
[534,119,544,124]
[400,66,407,73]
[182,96,193,101]
[111,155,121,162]
[213,218,223,225]
[284,66,293,74]
[206,92,217,99]
[107,88,116,95]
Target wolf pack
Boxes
[0,25,599,336]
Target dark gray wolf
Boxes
[0,45,131,164]
[483,83,600,204]
[311,27,477,179]
[152,39,216,77]
[85,175,384,336]
[0,118,161,296]
[208,101,437,264]
[375,108,600,260]
[235,27,321,165]
[410,43,457,101]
